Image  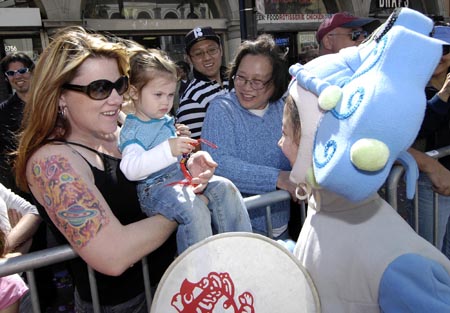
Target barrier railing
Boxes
[384,145,450,247]
[2,147,450,312]
[0,190,291,313]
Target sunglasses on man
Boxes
[4,67,31,77]
[62,76,129,100]
[328,30,369,42]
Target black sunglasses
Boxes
[4,67,30,77]
[443,45,450,56]
[349,30,368,41]
[328,30,368,42]
[62,76,129,100]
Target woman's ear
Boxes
[59,92,68,109]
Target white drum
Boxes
[150,232,320,313]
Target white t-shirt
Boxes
[0,183,38,234]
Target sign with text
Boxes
[377,0,409,8]
[258,0,327,24]
[257,13,327,23]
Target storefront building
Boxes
[0,0,449,98]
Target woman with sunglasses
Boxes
[119,48,251,255]
[14,26,218,312]
[201,34,297,240]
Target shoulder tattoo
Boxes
[31,154,109,248]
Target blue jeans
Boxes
[415,173,450,249]
[74,289,147,313]
[137,169,252,254]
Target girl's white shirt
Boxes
[120,140,177,181]
[0,183,38,234]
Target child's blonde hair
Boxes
[128,49,178,107]
[284,94,301,144]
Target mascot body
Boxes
[289,8,450,312]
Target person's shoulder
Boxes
[181,78,226,102]
[28,142,88,173]
[207,92,237,116]
[269,97,287,111]
[0,95,13,110]
[210,91,235,105]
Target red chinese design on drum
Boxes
[171,272,255,312]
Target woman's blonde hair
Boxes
[15,26,130,191]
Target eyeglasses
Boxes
[233,75,272,90]
[4,67,31,77]
[443,45,450,56]
[190,47,220,60]
[328,30,368,41]
[62,76,129,100]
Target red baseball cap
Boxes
[316,12,380,42]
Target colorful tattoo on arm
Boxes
[31,155,109,248]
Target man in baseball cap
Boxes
[317,12,380,56]
[177,26,229,140]
[185,26,221,54]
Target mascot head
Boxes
[289,8,446,202]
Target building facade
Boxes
[0,0,449,99]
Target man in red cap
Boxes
[317,12,380,55]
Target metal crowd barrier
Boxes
[384,145,450,247]
[0,190,291,313]
[2,145,450,312]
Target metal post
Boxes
[239,0,248,40]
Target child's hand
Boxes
[168,137,198,156]
[175,123,191,137]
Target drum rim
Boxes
[150,232,321,312]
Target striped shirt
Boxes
[176,67,229,139]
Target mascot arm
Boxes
[379,253,450,312]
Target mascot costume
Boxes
[289,8,450,312]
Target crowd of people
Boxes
[1,7,450,312]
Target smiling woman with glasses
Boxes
[201,34,298,241]
[233,74,272,90]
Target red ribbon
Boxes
[166,138,217,187]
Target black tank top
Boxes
[33,141,176,305]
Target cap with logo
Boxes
[185,26,221,54]
[316,12,381,43]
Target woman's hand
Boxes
[187,151,218,194]
[277,170,299,201]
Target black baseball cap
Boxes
[185,26,221,54]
